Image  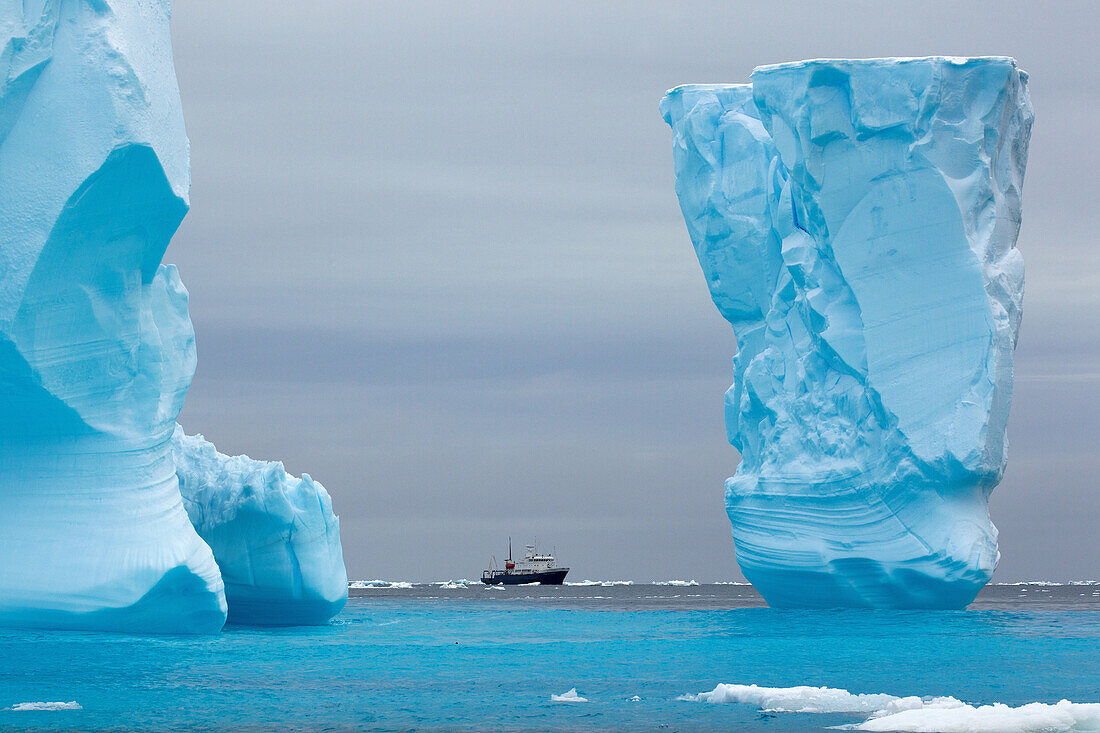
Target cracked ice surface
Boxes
[661,57,1032,608]
[173,427,348,626]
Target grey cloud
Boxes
[171,0,1099,581]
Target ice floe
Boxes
[551,688,588,703]
[5,702,82,711]
[845,698,1100,732]
[678,684,1100,732]
[677,684,896,713]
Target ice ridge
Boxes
[661,57,1033,608]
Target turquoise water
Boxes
[1,584,1097,731]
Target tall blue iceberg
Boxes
[0,0,345,631]
[661,57,1032,608]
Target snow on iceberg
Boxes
[0,0,226,632]
[661,58,1033,608]
[172,428,347,626]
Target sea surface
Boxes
[1,582,1098,732]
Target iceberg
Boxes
[660,57,1033,608]
[172,428,348,626]
[0,0,346,632]
[0,0,226,632]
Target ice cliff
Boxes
[660,57,1032,608]
[0,1,345,631]
[172,428,348,626]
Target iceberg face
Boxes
[661,57,1032,608]
[172,428,348,626]
[0,1,347,633]
[0,0,226,632]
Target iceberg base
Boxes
[0,434,227,634]
[728,480,999,609]
[224,587,348,627]
[0,566,227,635]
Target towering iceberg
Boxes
[661,57,1032,608]
[0,1,347,631]
[0,0,226,631]
[172,428,348,626]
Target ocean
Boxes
[1,582,1097,731]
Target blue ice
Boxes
[173,428,348,626]
[0,0,345,632]
[660,58,1033,608]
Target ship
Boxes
[481,539,569,585]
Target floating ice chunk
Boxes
[678,684,897,713]
[434,579,474,589]
[349,580,415,589]
[677,683,1100,733]
[551,688,589,703]
[849,699,1100,732]
[661,57,1033,608]
[6,702,82,711]
[172,428,347,626]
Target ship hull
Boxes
[480,569,569,586]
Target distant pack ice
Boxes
[0,0,345,631]
[661,57,1033,608]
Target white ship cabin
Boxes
[510,545,557,573]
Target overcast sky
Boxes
[169,1,1099,582]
